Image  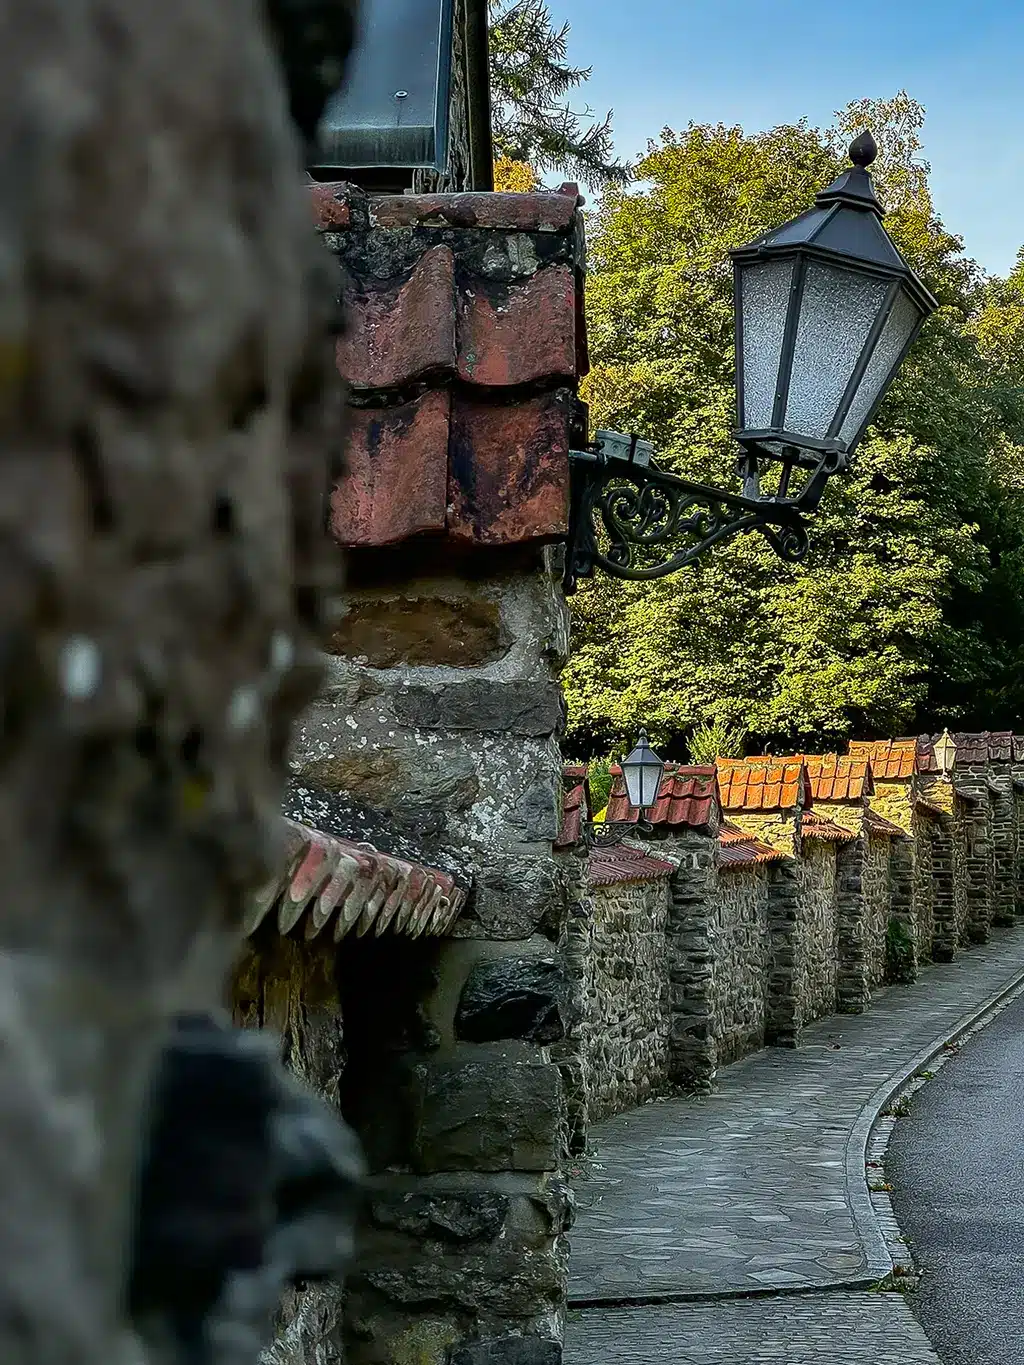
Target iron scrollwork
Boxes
[564,434,846,593]
[584,818,657,849]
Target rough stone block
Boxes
[355,1239,566,1316]
[511,774,561,841]
[328,595,506,668]
[413,1046,565,1173]
[455,957,570,1044]
[454,857,563,941]
[369,1192,510,1245]
[393,680,565,737]
[294,739,481,817]
[449,1337,562,1365]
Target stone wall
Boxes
[909,818,935,963]
[318,558,577,1365]
[835,837,869,1013]
[949,775,995,944]
[989,767,1016,927]
[798,838,840,1025]
[765,858,803,1048]
[864,833,893,989]
[713,865,772,1065]
[578,870,673,1122]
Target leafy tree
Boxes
[688,720,747,765]
[566,95,1024,757]
[587,756,614,816]
[493,156,540,191]
[488,0,629,184]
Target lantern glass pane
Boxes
[317,0,452,169]
[839,287,921,446]
[640,760,662,808]
[784,262,889,440]
[622,762,642,809]
[739,258,794,429]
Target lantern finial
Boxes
[849,130,878,169]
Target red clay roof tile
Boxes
[458,266,578,387]
[605,764,719,830]
[555,765,592,850]
[246,819,466,942]
[336,245,456,390]
[322,183,585,553]
[716,758,811,812]
[801,812,857,842]
[790,753,874,802]
[588,844,676,888]
[718,822,787,868]
[846,739,932,780]
[331,391,449,547]
[446,391,572,545]
[929,731,1014,765]
[367,188,581,233]
[309,180,352,229]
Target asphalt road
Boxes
[888,989,1024,1365]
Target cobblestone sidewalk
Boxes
[564,1294,941,1364]
[565,926,1024,1364]
[570,926,1024,1302]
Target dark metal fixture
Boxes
[314,0,454,175]
[585,730,665,847]
[565,131,939,591]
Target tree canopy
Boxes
[488,0,629,185]
[565,95,1024,759]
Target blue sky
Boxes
[551,0,1024,277]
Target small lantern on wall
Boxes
[934,728,957,775]
[620,729,666,812]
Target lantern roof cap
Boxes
[731,130,937,316]
[814,130,884,217]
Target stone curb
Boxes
[845,956,1024,1283]
[570,945,1024,1311]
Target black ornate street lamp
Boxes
[586,729,666,848]
[565,131,939,592]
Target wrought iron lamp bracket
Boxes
[564,436,848,593]
[583,818,656,850]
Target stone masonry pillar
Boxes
[664,828,720,1093]
[292,182,588,1365]
[835,836,869,1012]
[765,858,803,1047]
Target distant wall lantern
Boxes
[620,729,665,811]
[934,728,957,776]
[565,132,939,591]
[587,730,666,847]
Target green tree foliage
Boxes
[566,95,1024,757]
[488,0,630,184]
[688,720,747,765]
[587,756,614,816]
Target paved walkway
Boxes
[565,1294,941,1364]
[565,924,1024,1363]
